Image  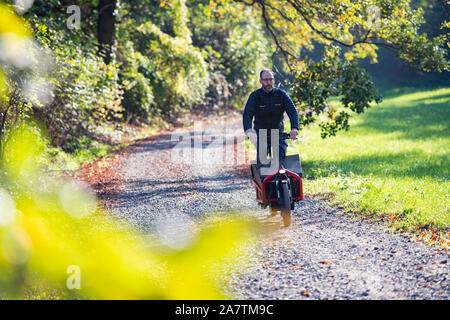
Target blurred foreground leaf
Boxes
[0,3,30,37]
[0,124,253,299]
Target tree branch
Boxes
[256,0,297,71]
[235,0,404,65]
[288,0,399,50]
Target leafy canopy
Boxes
[234,0,449,137]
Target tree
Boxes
[234,0,449,137]
[116,0,210,121]
[98,0,117,64]
[188,0,272,110]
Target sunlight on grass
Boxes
[289,87,449,244]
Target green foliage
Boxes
[291,46,382,138]
[189,0,272,109]
[1,0,448,149]
[1,0,273,151]
[0,2,124,151]
[224,20,272,108]
[241,0,448,136]
[137,20,209,115]
[0,86,33,155]
[116,38,155,123]
[116,0,210,121]
[29,17,124,147]
[0,2,33,150]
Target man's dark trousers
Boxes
[256,130,288,166]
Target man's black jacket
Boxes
[243,87,299,133]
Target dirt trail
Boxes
[85,119,449,300]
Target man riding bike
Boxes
[243,69,299,166]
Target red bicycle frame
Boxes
[252,167,303,204]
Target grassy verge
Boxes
[43,123,160,173]
[286,86,449,248]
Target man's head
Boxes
[259,69,275,93]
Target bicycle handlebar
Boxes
[280,132,291,140]
[248,131,292,140]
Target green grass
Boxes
[288,87,449,245]
[43,124,159,172]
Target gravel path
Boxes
[105,120,449,300]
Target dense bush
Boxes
[28,17,123,149]
[223,21,272,109]
[0,2,124,152]
[1,0,216,150]
[116,0,210,122]
[2,0,273,152]
[189,0,272,110]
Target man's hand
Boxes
[247,131,257,144]
[290,129,298,140]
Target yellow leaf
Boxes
[0,4,31,37]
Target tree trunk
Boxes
[97,0,116,64]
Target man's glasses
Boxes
[261,78,274,82]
